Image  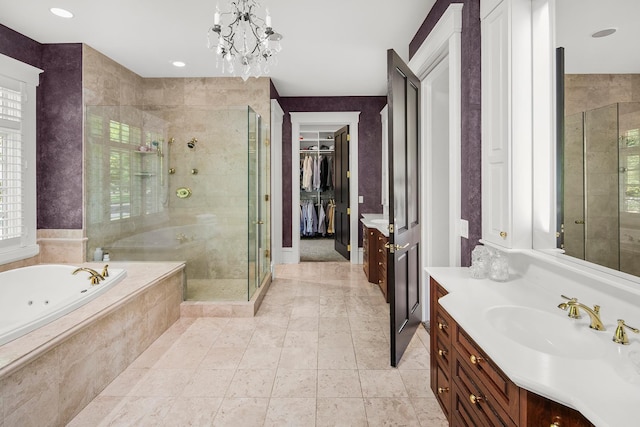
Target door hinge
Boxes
[347,244,351,252]
[347,170,351,178]
[347,134,351,141]
[265,194,270,202]
[347,207,351,215]
[265,249,270,259]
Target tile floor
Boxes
[69,262,447,426]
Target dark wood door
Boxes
[387,49,422,367]
[334,125,350,260]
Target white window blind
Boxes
[0,80,24,247]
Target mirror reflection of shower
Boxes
[563,102,640,277]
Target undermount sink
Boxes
[485,306,606,359]
[370,218,388,224]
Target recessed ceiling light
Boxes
[172,61,186,67]
[50,7,74,18]
[591,28,617,38]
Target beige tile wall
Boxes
[564,74,640,116]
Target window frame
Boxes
[0,53,42,264]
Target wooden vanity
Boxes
[362,224,389,302]
[430,277,594,426]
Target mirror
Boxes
[556,0,640,277]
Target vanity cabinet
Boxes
[480,0,532,250]
[363,224,377,283]
[362,224,389,302]
[430,277,594,426]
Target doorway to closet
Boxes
[289,112,361,264]
[299,124,348,262]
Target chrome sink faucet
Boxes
[72,267,105,285]
[558,295,606,331]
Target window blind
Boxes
[0,80,24,245]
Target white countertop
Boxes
[360,213,389,237]
[427,264,640,427]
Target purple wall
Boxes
[0,24,42,68]
[38,44,84,229]
[410,0,482,266]
[279,97,387,248]
[0,24,84,229]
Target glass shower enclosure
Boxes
[85,105,270,301]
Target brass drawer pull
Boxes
[438,349,448,357]
[469,393,483,405]
[378,262,383,266]
[437,387,449,394]
[438,322,448,330]
[470,354,483,365]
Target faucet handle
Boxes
[102,264,109,278]
[613,319,640,345]
[558,295,580,319]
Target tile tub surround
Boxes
[0,261,185,426]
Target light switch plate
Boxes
[358,196,364,203]
[460,219,469,239]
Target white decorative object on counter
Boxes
[489,249,509,282]
[470,245,490,279]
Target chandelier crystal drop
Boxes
[207,0,283,81]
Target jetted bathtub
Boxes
[0,264,126,346]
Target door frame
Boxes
[270,100,284,268]
[408,4,463,320]
[286,111,361,264]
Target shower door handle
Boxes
[574,219,585,225]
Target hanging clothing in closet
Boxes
[300,199,334,237]
[326,199,335,235]
[301,155,313,192]
[313,156,321,191]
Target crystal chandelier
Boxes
[207,0,283,80]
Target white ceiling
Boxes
[0,0,436,97]
[556,0,640,74]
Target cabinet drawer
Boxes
[435,304,453,342]
[521,389,594,427]
[434,365,451,419]
[453,348,517,427]
[434,334,452,372]
[454,327,519,422]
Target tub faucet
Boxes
[558,295,606,331]
[72,267,105,285]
